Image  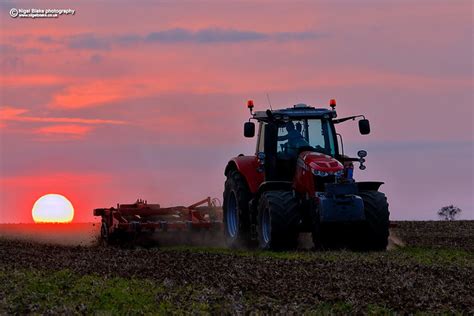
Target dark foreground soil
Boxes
[0,221,473,314]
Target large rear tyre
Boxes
[257,191,301,251]
[358,191,390,251]
[223,170,253,248]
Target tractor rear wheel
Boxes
[358,191,390,251]
[257,191,301,250]
[223,170,253,247]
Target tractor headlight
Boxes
[312,169,329,177]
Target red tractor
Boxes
[223,100,389,251]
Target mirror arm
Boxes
[333,115,365,124]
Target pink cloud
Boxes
[0,107,28,118]
[0,75,70,87]
[35,124,93,138]
[50,81,128,109]
[0,106,125,125]
[48,79,152,109]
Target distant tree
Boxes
[437,205,462,221]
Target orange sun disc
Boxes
[32,194,74,223]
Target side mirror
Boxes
[359,119,370,135]
[244,122,255,137]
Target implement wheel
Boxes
[223,170,253,247]
[257,191,300,251]
[100,221,109,245]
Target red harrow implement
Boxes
[94,197,222,245]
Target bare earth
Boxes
[0,221,473,313]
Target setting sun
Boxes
[32,194,74,223]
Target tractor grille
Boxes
[314,175,336,192]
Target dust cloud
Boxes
[0,224,404,251]
[0,223,100,246]
[387,229,405,250]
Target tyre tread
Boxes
[257,190,300,250]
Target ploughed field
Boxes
[0,221,473,314]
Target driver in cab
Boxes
[278,121,309,157]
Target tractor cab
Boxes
[255,104,338,155]
[250,104,339,182]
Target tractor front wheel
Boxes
[257,191,301,251]
[358,191,390,251]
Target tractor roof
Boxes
[253,103,336,122]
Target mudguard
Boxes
[224,156,264,194]
[356,181,384,191]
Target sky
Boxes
[0,0,472,223]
